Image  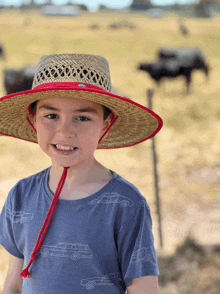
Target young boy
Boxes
[0,53,163,294]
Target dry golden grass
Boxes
[0,9,220,292]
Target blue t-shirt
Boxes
[0,167,159,294]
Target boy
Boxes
[0,53,163,294]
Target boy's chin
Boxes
[51,159,72,169]
[50,155,95,170]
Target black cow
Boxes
[4,65,36,94]
[138,47,209,93]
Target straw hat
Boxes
[0,53,163,148]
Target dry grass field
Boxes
[0,8,220,292]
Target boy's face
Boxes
[34,97,111,168]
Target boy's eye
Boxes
[77,116,91,122]
[45,114,58,119]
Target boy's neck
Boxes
[48,159,113,200]
[50,158,104,183]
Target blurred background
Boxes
[0,0,220,293]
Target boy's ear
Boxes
[101,115,112,140]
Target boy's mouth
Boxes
[53,145,77,151]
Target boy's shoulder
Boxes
[9,167,50,194]
[4,168,50,209]
[112,172,146,204]
[17,167,49,184]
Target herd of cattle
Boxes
[1,46,209,95]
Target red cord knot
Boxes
[30,253,37,261]
[20,268,30,278]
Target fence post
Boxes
[147,89,163,249]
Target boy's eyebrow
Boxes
[38,105,58,111]
[38,104,98,114]
[75,107,98,114]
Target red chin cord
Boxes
[20,167,69,278]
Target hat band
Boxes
[33,82,109,93]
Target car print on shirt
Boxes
[40,242,93,260]
[6,209,34,224]
[80,272,123,290]
[130,247,154,263]
[88,192,134,207]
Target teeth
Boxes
[55,145,75,151]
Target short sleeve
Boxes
[117,198,159,288]
[0,189,24,259]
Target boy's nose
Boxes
[57,120,75,137]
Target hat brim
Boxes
[0,82,163,149]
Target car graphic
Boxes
[40,242,93,260]
[80,273,123,290]
[11,211,34,224]
[89,192,134,207]
[130,247,154,263]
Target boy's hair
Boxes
[30,101,112,121]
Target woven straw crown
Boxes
[33,54,112,91]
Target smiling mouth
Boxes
[53,145,77,151]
